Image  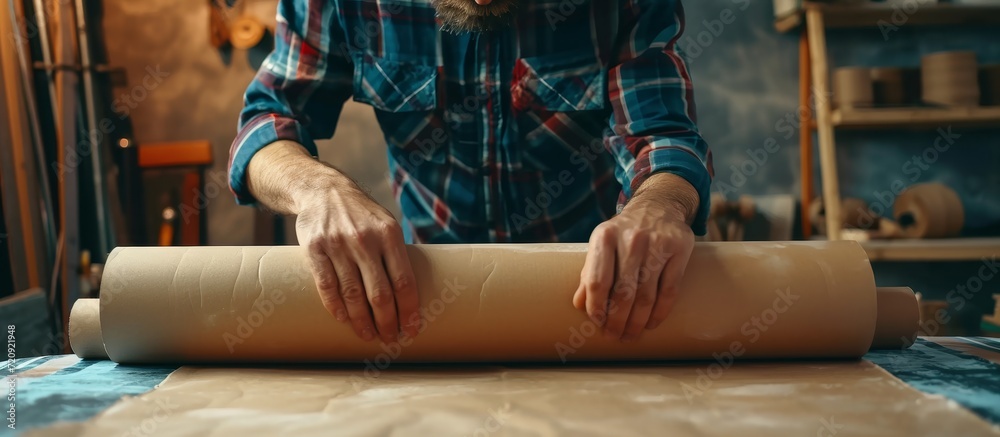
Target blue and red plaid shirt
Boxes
[229,0,713,243]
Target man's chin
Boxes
[431,0,517,33]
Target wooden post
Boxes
[799,31,814,239]
[806,7,843,241]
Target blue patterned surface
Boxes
[5,338,1000,434]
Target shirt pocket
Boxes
[353,54,439,112]
[353,54,448,166]
[510,51,609,172]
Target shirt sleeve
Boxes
[605,0,714,235]
[228,0,353,205]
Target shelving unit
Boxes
[775,2,1000,33]
[777,1,1000,261]
[862,237,1000,261]
[833,107,1000,129]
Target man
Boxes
[228,0,713,345]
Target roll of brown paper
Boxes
[68,298,109,360]
[834,67,873,108]
[81,242,893,364]
[893,183,964,238]
[872,287,920,350]
[921,51,980,107]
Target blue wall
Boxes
[681,0,1000,333]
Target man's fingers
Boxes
[356,247,400,343]
[382,231,420,339]
[647,246,691,329]
[572,284,585,310]
[582,228,616,326]
[329,249,377,342]
[307,247,348,323]
[623,247,669,340]
[604,232,648,339]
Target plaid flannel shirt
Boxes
[229,0,713,243]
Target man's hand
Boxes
[573,173,698,342]
[248,141,420,343]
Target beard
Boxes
[430,0,519,33]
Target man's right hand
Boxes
[247,141,420,343]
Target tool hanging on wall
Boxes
[209,0,267,50]
[230,0,266,49]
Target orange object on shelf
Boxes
[138,140,213,168]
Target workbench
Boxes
[6,337,1000,435]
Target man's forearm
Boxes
[623,172,700,225]
[246,140,353,215]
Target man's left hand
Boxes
[573,173,698,342]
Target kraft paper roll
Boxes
[893,183,964,239]
[78,242,896,364]
[73,284,919,357]
[921,51,980,107]
[68,298,109,360]
[834,67,873,108]
[872,287,920,350]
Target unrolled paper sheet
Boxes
[89,241,887,363]
[32,362,999,436]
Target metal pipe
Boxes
[72,0,111,256]
[30,0,60,124]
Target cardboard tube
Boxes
[834,67,873,108]
[872,287,920,350]
[88,242,887,364]
[893,183,964,238]
[921,51,980,107]
[68,298,109,360]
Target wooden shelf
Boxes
[832,106,1000,129]
[862,237,1000,261]
[776,2,1000,33]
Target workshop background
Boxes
[2,0,999,354]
